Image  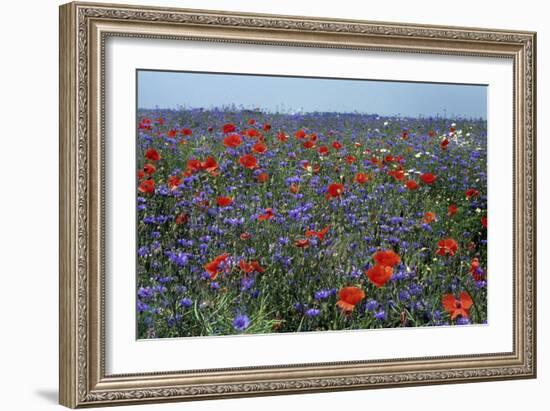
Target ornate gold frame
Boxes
[59,2,536,408]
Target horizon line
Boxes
[137,106,487,121]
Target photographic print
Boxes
[60,4,536,405]
[135,70,488,339]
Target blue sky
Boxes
[137,70,487,119]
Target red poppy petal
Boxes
[460,292,474,310]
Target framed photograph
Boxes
[59,1,537,408]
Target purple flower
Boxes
[137,301,149,313]
[374,309,387,321]
[232,314,250,331]
[365,299,379,312]
[137,287,154,299]
[314,289,332,300]
[179,297,193,308]
[305,308,321,318]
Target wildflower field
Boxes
[136,108,487,339]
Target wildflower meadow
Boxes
[136,104,488,339]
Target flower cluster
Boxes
[136,108,488,338]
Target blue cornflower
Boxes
[179,297,193,308]
[241,276,255,291]
[137,246,149,257]
[456,317,471,325]
[374,309,387,321]
[365,299,379,312]
[398,289,411,301]
[137,301,149,313]
[314,289,332,300]
[305,308,321,318]
[137,287,154,299]
[232,314,250,332]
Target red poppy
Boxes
[204,253,231,280]
[422,212,436,224]
[216,196,233,207]
[440,138,450,150]
[207,126,214,133]
[295,129,306,139]
[305,225,330,242]
[345,155,357,164]
[239,154,259,169]
[181,128,193,136]
[143,163,156,175]
[336,286,365,312]
[201,156,218,174]
[145,148,160,161]
[332,141,343,150]
[167,129,178,138]
[258,208,274,221]
[256,172,269,183]
[466,188,479,199]
[290,183,300,194]
[325,183,345,199]
[263,123,271,131]
[247,119,256,125]
[442,292,473,320]
[318,146,329,156]
[448,204,458,216]
[175,213,189,225]
[167,175,182,190]
[481,215,488,229]
[246,128,261,138]
[303,140,315,149]
[222,123,236,134]
[137,169,145,180]
[384,155,394,163]
[155,117,165,125]
[405,180,419,190]
[240,232,251,240]
[252,142,267,154]
[239,260,265,274]
[436,238,459,256]
[138,179,155,194]
[428,130,436,137]
[469,257,484,280]
[294,239,310,248]
[185,159,202,175]
[373,250,401,267]
[402,131,409,140]
[223,134,242,148]
[366,264,393,288]
[354,173,369,184]
[309,133,318,142]
[370,156,380,165]
[138,117,152,130]
[277,131,288,142]
[420,172,437,184]
[389,169,405,181]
